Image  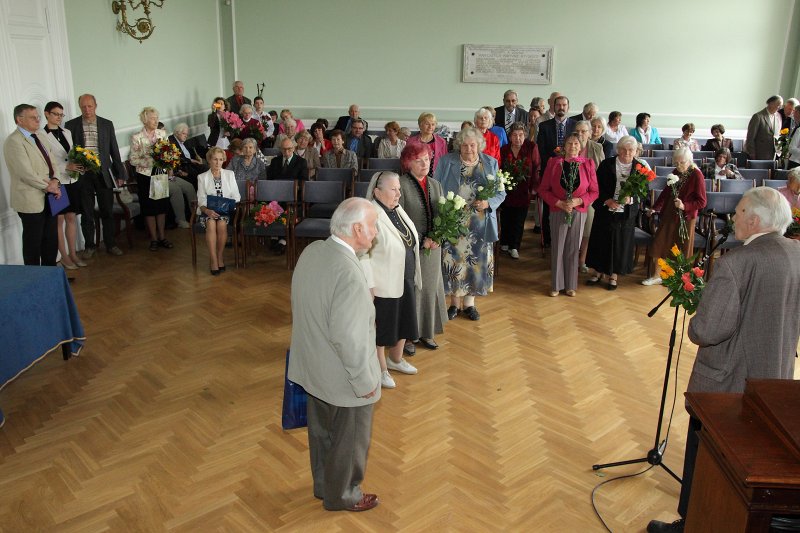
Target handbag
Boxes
[149,171,169,200]
[206,195,236,217]
[281,349,308,430]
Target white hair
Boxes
[590,116,607,129]
[575,120,591,130]
[239,104,253,114]
[454,126,486,152]
[743,186,792,234]
[242,137,259,150]
[173,122,189,135]
[787,167,800,184]
[330,197,376,238]
[365,171,400,200]
[474,107,493,125]
[617,135,637,151]
[673,147,694,164]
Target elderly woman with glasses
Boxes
[703,148,743,181]
[434,127,505,320]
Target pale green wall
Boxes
[65,0,224,146]
[233,0,799,130]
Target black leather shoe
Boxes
[419,338,439,350]
[403,342,416,356]
[463,306,480,321]
[447,306,459,320]
[586,275,602,286]
[646,519,684,533]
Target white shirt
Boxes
[331,234,355,256]
[744,232,769,246]
[605,124,629,144]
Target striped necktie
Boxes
[556,121,565,147]
[505,108,513,132]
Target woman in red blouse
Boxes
[499,122,540,259]
[474,107,500,161]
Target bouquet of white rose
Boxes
[427,191,470,255]
[666,173,689,244]
[475,172,510,201]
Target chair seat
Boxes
[294,218,331,239]
[242,224,287,238]
[633,227,653,245]
[307,203,338,218]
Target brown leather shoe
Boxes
[345,493,379,512]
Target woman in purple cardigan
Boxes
[539,132,599,296]
[405,112,448,177]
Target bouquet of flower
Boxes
[152,139,182,171]
[786,207,800,239]
[427,191,469,255]
[658,244,705,314]
[249,200,285,227]
[776,128,791,167]
[617,163,656,203]
[67,145,101,180]
[502,157,528,192]
[665,173,689,243]
[220,110,244,137]
[560,158,585,226]
[244,120,267,142]
[476,172,510,202]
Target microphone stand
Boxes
[592,221,731,482]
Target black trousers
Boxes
[500,205,529,250]
[80,172,116,249]
[677,416,702,518]
[18,206,58,266]
[541,202,551,244]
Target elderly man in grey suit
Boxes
[64,94,127,257]
[288,197,382,512]
[744,95,784,160]
[647,186,800,533]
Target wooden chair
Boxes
[189,200,241,269]
[358,168,385,183]
[353,181,370,198]
[95,161,140,249]
[315,168,354,214]
[292,181,346,267]
[641,156,666,168]
[718,179,755,193]
[654,165,673,176]
[748,159,776,170]
[763,179,788,189]
[239,180,296,269]
[739,168,770,185]
[641,143,663,154]
[774,169,791,181]
[367,158,402,172]
[651,150,674,165]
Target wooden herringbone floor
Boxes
[1,222,796,532]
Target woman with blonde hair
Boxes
[197,147,241,275]
[405,112,448,175]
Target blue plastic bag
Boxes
[281,349,307,429]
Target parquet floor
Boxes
[1,223,795,532]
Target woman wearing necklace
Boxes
[406,113,449,175]
[197,147,241,275]
[539,132,599,297]
[642,147,707,285]
[397,143,448,354]
[363,171,422,389]
[434,127,505,320]
[499,122,541,260]
[585,136,643,290]
[228,138,267,183]
[40,101,86,270]
[130,106,174,252]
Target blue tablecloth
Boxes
[0,265,85,427]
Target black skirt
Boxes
[374,277,418,347]
[60,181,82,214]
[136,172,170,216]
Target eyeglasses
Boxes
[47,111,65,117]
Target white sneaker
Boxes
[579,264,589,273]
[177,220,191,229]
[509,249,519,259]
[381,370,396,389]
[386,357,418,375]
[500,245,509,252]
[641,276,663,286]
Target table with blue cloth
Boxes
[0,265,85,428]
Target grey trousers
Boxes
[306,394,374,510]
[168,177,197,223]
[549,209,586,291]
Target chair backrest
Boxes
[692,158,704,167]
[654,165,673,176]
[358,168,386,183]
[739,168,770,185]
[651,150,673,164]
[730,139,744,152]
[641,156,666,168]
[256,179,296,203]
[261,147,279,157]
[693,151,713,160]
[704,192,742,215]
[316,167,354,184]
[774,169,791,181]
[649,176,668,190]
[368,158,402,171]
[705,179,714,192]
[641,143,663,153]
[660,138,676,150]
[353,181,370,198]
[236,179,248,200]
[748,159,776,170]
[718,179,755,193]
[302,180,345,205]
[763,179,788,190]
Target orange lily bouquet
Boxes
[658,244,705,314]
[67,145,101,180]
[617,163,656,203]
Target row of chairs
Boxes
[650,165,791,184]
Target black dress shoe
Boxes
[586,275,602,286]
[646,519,684,533]
[403,342,416,356]
[447,306,459,320]
[210,269,221,276]
[218,265,226,273]
[463,306,480,321]
[419,338,439,350]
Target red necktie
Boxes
[31,133,54,179]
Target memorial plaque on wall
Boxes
[462,44,553,85]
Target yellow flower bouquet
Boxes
[67,145,101,180]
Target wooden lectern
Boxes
[684,379,800,532]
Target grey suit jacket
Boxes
[64,115,127,188]
[288,238,381,407]
[744,107,778,160]
[687,232,800,394]
[3,129,52,213]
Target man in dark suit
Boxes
[288,197,381,512]
[333,105,368,135]
[569,102,599,123]
[226,81,251,115]
[646,187,800,533]
[169,123,208,189]
[536,95,576,245]
[64,94,127,257]
[346,119,372,169]
[267,137,308,181]
[3,104,62,265]
[494,90,528,134]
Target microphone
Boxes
[718,220,733,243]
